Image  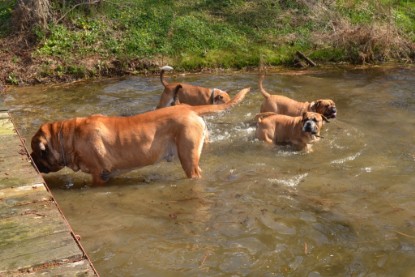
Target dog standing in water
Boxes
[31,88,250,186]
[156,66,231,108]
[258,74,337,119]
[255,111,329,152]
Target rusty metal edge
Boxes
[8,112,101,277]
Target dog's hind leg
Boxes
[177,117,206,179]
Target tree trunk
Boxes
[12,0,51,33]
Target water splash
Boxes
[330,151,362,164]
[268,173,309,187]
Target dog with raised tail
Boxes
[255,111,329,152]
[258,74,337,119]
[156,66,231,109]
[31,87,250,186]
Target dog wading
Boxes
[31,88,250,186]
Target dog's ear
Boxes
[314,100,322,110]
[171,84,182,106]
[34,135,48,153]
[171,84,182,94]
[39,142,46,151]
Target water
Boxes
[4,67,415,276]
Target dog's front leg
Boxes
[304,144,314,153]
[91,170,108,186]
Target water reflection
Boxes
[4,66,415,276]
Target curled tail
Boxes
[160,65,174,87]
[193,87,251,116]
[258,74,271,99]
[255,112,277,123]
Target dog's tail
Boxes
[254,112,277,123]
[258,74,271,99]
[160,65,174,87]
[192,87,250,116]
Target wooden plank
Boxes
[0,161,40,179]
[0,114,15,135]
[0,184,52,215]
[0,231,84,273]
[0,205,71,248]
[0,160,37,177]
[0,199,53,220]
[0,135,29,159]
[16,260,96,276]
[0,198,94,272]
[0,174,45,190]
[0,112,98,276]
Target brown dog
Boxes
[30,87,250,186]
[255,111,328,152]
[156,66,231,109]
[258,75,337,119]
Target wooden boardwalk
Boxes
[0,105,98,276]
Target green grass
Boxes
[0,0,15,37]
[1,0,414,82]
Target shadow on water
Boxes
[4,66,415,276]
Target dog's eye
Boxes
[40,147,49,158]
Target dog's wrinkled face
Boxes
[30,128,64,173]
[313,99,337,119]
[301,112,328,136]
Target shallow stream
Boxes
[4,66,415,276]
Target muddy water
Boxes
[4,67,415,276]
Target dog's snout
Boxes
[326,106,337,118]
[302,120,317,134]
[30,153,50,173]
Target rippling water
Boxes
[4,66,415,276]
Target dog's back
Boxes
[259,75,311,116]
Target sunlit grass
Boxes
[9,0,414,80]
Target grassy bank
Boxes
[0,0,414,86]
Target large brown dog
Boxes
[255,111,328,152]
[31,87,250,186]
[258,75,337,119]
[156,66,231,109]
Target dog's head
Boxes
[301,112,329,137]
[312,99,337,119]
[213,89,231,104]
[30,124,65,174]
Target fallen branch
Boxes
[296,51,317,67]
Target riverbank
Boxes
[1,0,414,88]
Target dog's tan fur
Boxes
[31,88,250,186]
[258,75,337,119]
[156,68,231,109]
[255,111,327,152]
